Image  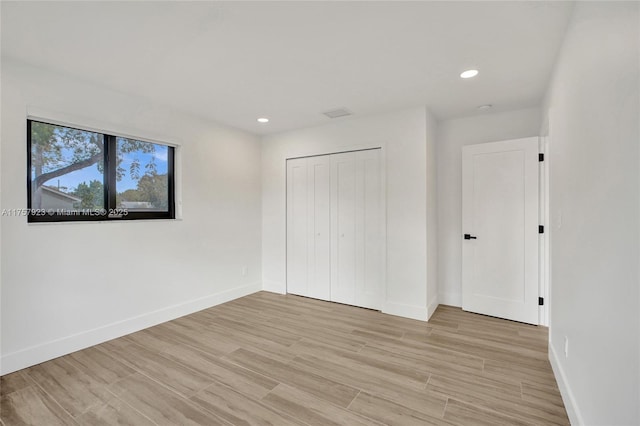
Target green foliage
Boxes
[72,180,104,209]
[117,173,168,209]
[136,173,168,209]
[116,138,156,182]
[31,122,103,175]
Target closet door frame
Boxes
[285,146,387,311]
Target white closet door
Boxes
[286,158,309,297]
[330,149,382,309]
[288,150,382,309]
[355,149,382,309]
[330,152,357,305]
[306,155,331,300]
[286,156,331,300]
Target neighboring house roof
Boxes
[41,186,82,202]
[120,201,153,209]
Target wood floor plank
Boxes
[428,374,569,425]
[210,316,303,347]
[190,381,303,426]
[225,348,360,408]
[26,358,113,417]
[517,327,550,341]
[443,398,532,426]
[355,331,487,376]
[358,343,484,378]
[424,329,551,367]
[218,304,368,352]
[1,386,78,425]
[179,316,297,364]
[97,340,213,398]
[108,373,226,426]
[127,330,279,400]
[428,373,522,404]
[0,371,32,397]
[436,305,536,331]
[64,346,135,386]
[442,326,548,354]
[264,317,367,352]
[403,328,434,343]
[246,295,401,337]
[521,381,568,411]
[149,320,240,357]
[348,391,451,426]
[290,353,447,418]
[483,358,559,388]
[187,357,279,401]
[423,317,460,331]
[75,394,156,426]
[290,339,430,389]
[261,384,377,426]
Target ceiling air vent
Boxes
[322,108,352,119]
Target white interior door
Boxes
[462,137,539,324]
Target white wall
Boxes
[0,59,263,374]
[425,110,439,318]
[543,2,639,425]
[261,107,437,321]
[436,107,541,307]
[0,4,3,371]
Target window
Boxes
[27,120,175,222]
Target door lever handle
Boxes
[464,234,477,240]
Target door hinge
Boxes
[539,225,544,234]
[539,153,545,162]
[539,297,544,306]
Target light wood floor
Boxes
[1,291,569,425]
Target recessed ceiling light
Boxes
[460,69,479,79]
[477,104,493,110]
[257,117,269,123]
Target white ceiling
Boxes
[1,1,574,135]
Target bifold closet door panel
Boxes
[355,149,383,309]
[286,158,309,297]
[307,155,331,301]
[330,152,357,305]
[286,156,331,300]
[330,150,382,309]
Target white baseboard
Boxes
[262,280,286,294]
[439,291,462,307]
[427,299,439,320]
[549,342,583,425]
[1,282,262,375]
[383,300,428,322]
